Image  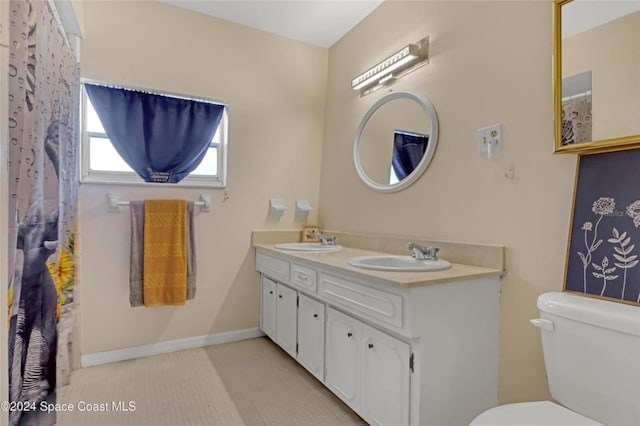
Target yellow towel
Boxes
[143,199,187,307]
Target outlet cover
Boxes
[477,123,502,156]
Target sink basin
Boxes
[274,242,342,252]
[348,255,451,272]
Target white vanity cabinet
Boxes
[255,247,501,426]
[297,294,325,381]
[275,282,298,357]
[261,275,326,380]
[325,307,362,409]
[361,323,410,426]
[261,276,297,357]
[325,307,410,426]
[260,277,277,339]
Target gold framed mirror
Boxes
[553,0,640,153]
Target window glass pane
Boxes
[192,147,218,175]
[89,136,134,172]
[212,125,221,144]
[86,98,106,133]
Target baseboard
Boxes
[81,327,265,367]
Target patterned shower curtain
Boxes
[7,0,79,425]
[561,95,592,145]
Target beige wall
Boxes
[78,1,327,354]
[71,0,84,34]
[320,1,577,403]
[563,11,640,141]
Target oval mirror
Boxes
[553,0,640,153]
[354,91,439,192]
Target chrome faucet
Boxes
[408,242,440,261]
[317,233,337,246]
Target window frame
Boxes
[79,82,228,188]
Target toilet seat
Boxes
[470,401,603,425]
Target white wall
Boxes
[78,1,327,354]
[320,1,577,403]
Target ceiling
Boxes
[562,0,640,38]
[160,0,384,48]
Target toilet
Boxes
[471,292,640,426]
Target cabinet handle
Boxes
[269,291,273,294]
[278,295,283,299]
[368,343,374,350]
[296,273,309,282]
[313,314,318,318]
[347,332,353,338]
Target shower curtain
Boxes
[6,0,79,424]
[561,95,592,145]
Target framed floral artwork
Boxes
[565,148,640,305]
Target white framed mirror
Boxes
[353,91,439,192]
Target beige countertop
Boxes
[254,243,504,288]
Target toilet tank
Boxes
[535,292,640,426]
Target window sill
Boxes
[80,177,226,189]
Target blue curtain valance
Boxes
[85,83,225,183]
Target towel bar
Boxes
[107,193,211,213]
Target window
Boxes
[81,84,227,187]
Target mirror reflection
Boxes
[354,91,438,192]
[557,0,640,151]
[358,98,431,185]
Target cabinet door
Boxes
[275,283,298,357]
[261,276,277,340]
[361,324,410,426]
[325,307,361,411]
[297,294,325,381]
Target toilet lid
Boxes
[470,401,603,426]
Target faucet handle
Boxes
[408,242,426,259]
[317,233,337,246]
[407,242,424,251]
[424,247,440,260]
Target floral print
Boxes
[567,150,640,305]
[578,198,613,293]
[7,285,13,324]
[607,228,638,301]
[591,256,618,296]
[626,200,640,228]
[574,195,639,303]
[46,248,74,319]
[592,197,615,216]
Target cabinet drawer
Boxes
[256,251,290,282]
[291,263,317,292]
[319,273,403,328]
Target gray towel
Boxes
[129,201,197,307]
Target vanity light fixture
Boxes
[352,37,429,95]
